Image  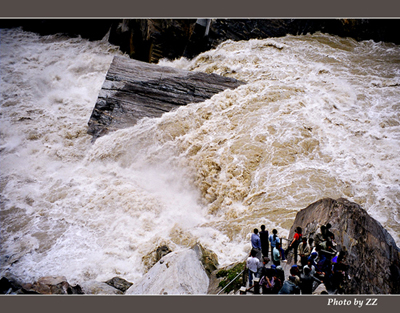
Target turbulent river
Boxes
[1,28,399,285]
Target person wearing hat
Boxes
[290,265,301,285]
[308,251,318,267]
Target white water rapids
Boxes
[1,28,399,285]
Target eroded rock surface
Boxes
[288,198,400,294]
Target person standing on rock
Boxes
[259,225,269,259]
[251,228,262,261]
[286,226,302,264]
[314,225,326,246]
[297,237,311,268]
[246,249,260,289]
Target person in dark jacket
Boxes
[300,266,322,294]
[259,225,269,259]
[278,276,300,294]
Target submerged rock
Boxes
[288,198,400,294]
[105,277,133,293]
[142,245,173,272]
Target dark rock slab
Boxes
[87,56,245,141]
[288,198,400,294]
[105,277,133,292]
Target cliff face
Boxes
[2,19,399,64]
[288,198,400,294]
[107,19,400,63]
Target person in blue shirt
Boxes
[251,228,262,261]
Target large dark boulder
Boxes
[87,56,245,141]
[288,198,400,294]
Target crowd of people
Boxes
[246,224,349,295]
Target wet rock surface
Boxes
[87,56,245,140]
[105,277,133,293]
[288,198,400,294]
[21,276,83,294]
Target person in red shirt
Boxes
[286,226,302,264]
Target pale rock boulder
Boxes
[126,248,209,295]
[80,280,123,295]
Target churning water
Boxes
[1,28,399,285]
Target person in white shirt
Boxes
[246,249,260,288]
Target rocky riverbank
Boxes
[2,198,399,295]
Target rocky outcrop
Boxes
[125,244,212,295]
[192,244,219,276]
[20,276,83,294]
[87,56,245,140]
[288,198,400,294]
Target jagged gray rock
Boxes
[105,277,133,292]
[288,198,400,294]
[87,56,245,141]
[80,280,123,295]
